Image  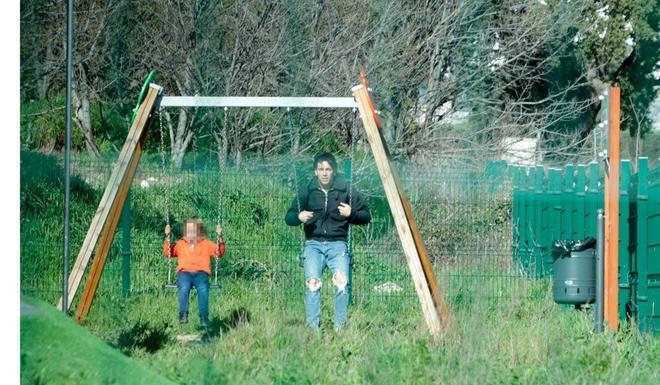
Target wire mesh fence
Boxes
[20,152,538,309]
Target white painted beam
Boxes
[159,96,358,109]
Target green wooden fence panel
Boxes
[586,162,600,238]
[630,162,640,322]
[562,164,574,241]
[523,169,536,270]
[619,160,632,319]
[516,165,525,270]
[637,158,659,333]
[511,157,657,333]
[575,164,586,241]
[546,168,562,276]
[534,166,546,278]
[646,162,660,334]
[635,158,649,331]
[511,165,521,268]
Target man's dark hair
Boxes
[313,152,337,171]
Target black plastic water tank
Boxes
[551,238,596,305]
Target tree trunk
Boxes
[37,42,54,99]
[234,141,242,166]
[168,108,194,169]
[232,110,252,166]
[292,120,300,156]
[384,97,401,152]
[214,110,229,168]
[72,84,100,157]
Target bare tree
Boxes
[20,0,66,100]
[21,0,623,165]
[205,1,287,165]
[21,0,111,156]
[352,0,595,164]
[70,0,116,157]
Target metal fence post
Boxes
[344,158,353,305]
[511,165,522,267]
[575,165,586,241]
[520,167,531,274]
[635,158,651,333]
[586,162,600,238]
[619,160,631,320]
[121,190,132,298]
[562,164,574,240]
[596,208,605,332]
[547,168,562,276]
[62,0,74,315]
[533,167,544,278]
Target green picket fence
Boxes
[511,158,659,333]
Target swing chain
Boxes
[348,109,356,207]
[346,108,358,257]
[158,107,171,228]
[218,107,228,227]
[286,108,306,267]
[212,107,229,287]
[159,107,174,285]
[287,108,303,215]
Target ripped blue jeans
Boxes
[303,240,350,330]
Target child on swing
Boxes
[164,217,225,327]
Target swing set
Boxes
[57,71,450,339]
[157,107,223,290]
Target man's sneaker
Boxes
[200,314,210,328]
[179,311,189,324]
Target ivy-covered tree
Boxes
[576,0,659,138]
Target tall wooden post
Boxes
[57,84,162,321]
[352,77,449,339]
[604,86,620,331]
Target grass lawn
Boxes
[19,151,660,384]
[61,279,659,385]
[20,295,177,385]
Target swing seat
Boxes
[162,282,221,289]
[163,254,223,290]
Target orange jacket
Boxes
[163,237,226,276]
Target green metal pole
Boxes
[619,160,631,321]
[510,166,520,266]
[575,165,586,240]
[596,208,605,332]
[534,166,545,278]
[121,190,132,298]
[635,158,649,332]
[522,167,532,275]
[562,164,574,240]
[587,162,599,238]
[548,168,562,276]
[345,158,353,305]
[526,167,536,277]
[63,0,73,315]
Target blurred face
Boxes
[185,222,198,240]
[315,160,334,189]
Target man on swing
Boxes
[285,152,371,331]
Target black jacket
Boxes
[285,174,371,241]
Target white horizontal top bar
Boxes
[159,96,358,109]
